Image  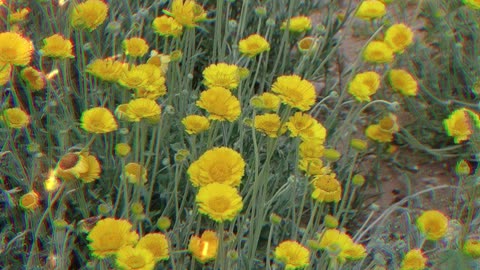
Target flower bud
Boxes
[350,139,368,151]
[131,202,144,215]
[115,143,131,157]
[270,213,282,225]
[323,149,341,162]
[254,6,267,17]
[352,174,366,186]
[324,214,339,228]
[97,203,111,215]
[170,50,183,62]
[157,216,172,231]
[455,160,471,176]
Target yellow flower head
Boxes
[400,249,427,270]
[1,108,30,129]
[188,230,218,263]
[86,58,128,82]
[115,246,155,270]
[137,233,170,262]
[21,67,46,91]
[463,239,480,258]
[254,113,287,138]
[188,147,245,187]
[152,15,183,38]
[311,173,342,203]
[182,115,210,135]
[41,34,74,59]
[463,0,480,9]
[416,210,449,240]
[299,139,325,159]
[195,183,243,223]
[203,63,240,90]
[239,34,270,57]
[0,32,34,66]
[0,64,11,86]
[119,65,150,89]
[9,8,30,24]
[348,71,381,102]
[87,218,139,258]
[298,158,329,176]
[55,152,89,181]
[123,37,149,57]
[271,75,316,111]
[196,87,241,122]
[315,229,365,262]
[123,98,162,122]
[274,240,310,269]
[388,69,418,96]
[19,191,40,211]
[78,153,101,183]
[80,107,118,134]
[134,66,167,99]
[384,24,414,53]
[365,114,399,143]
[297,37,319,54]
[123,162,148,184]
[147,52,171,74]
[444,108,479,143]
[115,143,131,157]
[363,41,394,63]
[71,0,108,31]
[250,92,281,111]
[281,16,312,33]
[355,0,386,20]
[286,112,327,142]
[168,0,207,27]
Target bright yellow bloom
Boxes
[115,246,155,270]
[388,69,418,96]
[196,87,241,122]
[21,67,46,91]
[281,16,312,33]
[348,71,381,102]
[137,233,170,262]
[87,218,139,258]
[78,153,101,183]
[134,66,167,99]
[384,24,414,53]
[188,147,245,187]
[80,107,118,133]
[71,0,108,31]
[254,113,287,138]
[365,114,399,143]
[416,210,449,240]
[298,158,329,176]
[299,139,325,159]
[274,240,310,269]
[123,98,162,122]
[0,64,11,85]
[355,0,386,20]
[315,229,365,262]
[19,191,40,211]
[188,230,218,263]
[203,63,240,90]
[168,0,207,27]
[9,8,29,24]
[286,112,327,143]
[400,249,427,270]
[41,34,74,58]
[444,108,479,143]
[239,34,270,57]
[153,15,183,38]
[1,108,30,128]
[463,0,480,10]
[119,65,150,89]
[250,92,281,111]
[123,163,148,184]
[86,58,128,82]
[123,37,149,57]
[463,239,480,258]
[0,32,34,66]
[182,115,210,134]
[196,183,243,223]
[311,173,342,203]
[115,143,131,157]
[271,75,316,111]
[54,152,89,181]
[363,41,394,63]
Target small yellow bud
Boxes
[350,139,368,151]
[53,219,69,229]
[175,149,190,163]
[352,174,366,186]
[157,216,172,231]
[270,213,282,225]
[455,160,471,176]
[97,203,111,215]
[170,50,183,62]
[324,214,339,228]
[131,202,144,215]
[239,67,250,80]
[323,149,341,162]
[115,143,131,157]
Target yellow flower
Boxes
[463,0,480,10]
[196,87,241,122]
[0,32,34,66]
[416,210,449,240]
[298,158,329,176]
[254,113,287,138]
[271,75,316,111]
[311,173,342,203]
[1,108,30,128]
[444,108,479,143]
[239,34,270,57]
[123,37,149,57]
[78,153,101,183]
[286,112,327,142]
[87,218,139,258]
[0,64,11,85]
[80,107,118,134]
[123,163,148,184]
[188,230,218,263]
[363,41,394,63]
[118,65,150,90]
[124,98,162,122]
[195,183,243,223]
[463,239,480,258]
[348,71,381,102]
[40,34,74,58]
[187,147,245,187]
[44,170,60,192]
[9,8,29,24]
[133,64,167,99]
[400,249,427,270]
[19,191,40,211]
[168,0,207,27]
[365,114,399,143]
[355,0,386,20]
[86,58,128,82]
[71,0,108,31]
[342,243,367,261]
[297,37,319,54]
[115,246,155,270]
[137,233,169,262]
[274,240,310,270]
[147,52,171,75]
[203,63,240,90]
[115,143,131,157]
[281,16,312,33]
[315,229,365,262]
[20,67,46,91]
[388,69,418,96]
[152,15,183,38]
[54,152,89,181]
[182,115,210,135]
[299,139,325,159]
[384,24,414,53]
[250,92,281,111]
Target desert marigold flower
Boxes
[281,16,312,33]
[115,143,131,157]
[355,0,386,20]
[311,173,342,203]
[187,147,245,187]
[363,41,394,63]
[416,210,449,241]
[0,32,34,66]
[388,69,418,96]
[348,71,381,102]
[203,63,240,90]
[254,113,287,138]
[365,114,399,143]
[250,92,281,111]
[19,191,40,211]
[118,65,150,90]
[463,239,480,258]
[464,0,480,9]
[271,75,316,111]
[21,67,46,91]
[123,163,148,184]
[384,24,414,53]
[137,233,170,262]
[196,87,241,122]
[80,107,118,134]
[152,15,183,38]
[444,108,480,143]
[123,37,149,57]
[55,152,89,181]
[1,107,30,128]
[147,52,171,74]
[286,112,327,143]
[400,249,427,270]
[297,37,319,54]
[195,183,243,223]
[8,8,30,24]
[115,246,155,270]
[188,230,218,263]
[40,34,74,59]
[298,158,329,176]
[86,58,128,82]
[182,115,210,135]
[315,229,366,262]
[167,0,207,27]
[239,34,270,57]
[124,98,162,122]
[78,153,101,183]
[274,240,310,269]
[71,0,108,31]
[87,218,139,258]
[299,139,325,159]
[0,64,11,85]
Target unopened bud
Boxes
[157,216,172,231]
[323,149,341,162]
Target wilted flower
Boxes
[8,8,29,24]
[443,108,479,143]
[19,191,40,211]
[21,67,46,91]
[463,239,480,258]
[123,162,148,184]
[365,114,399,143]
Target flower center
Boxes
[209,163,230,182]
[126,255,146,268]
[209,196,231,212]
